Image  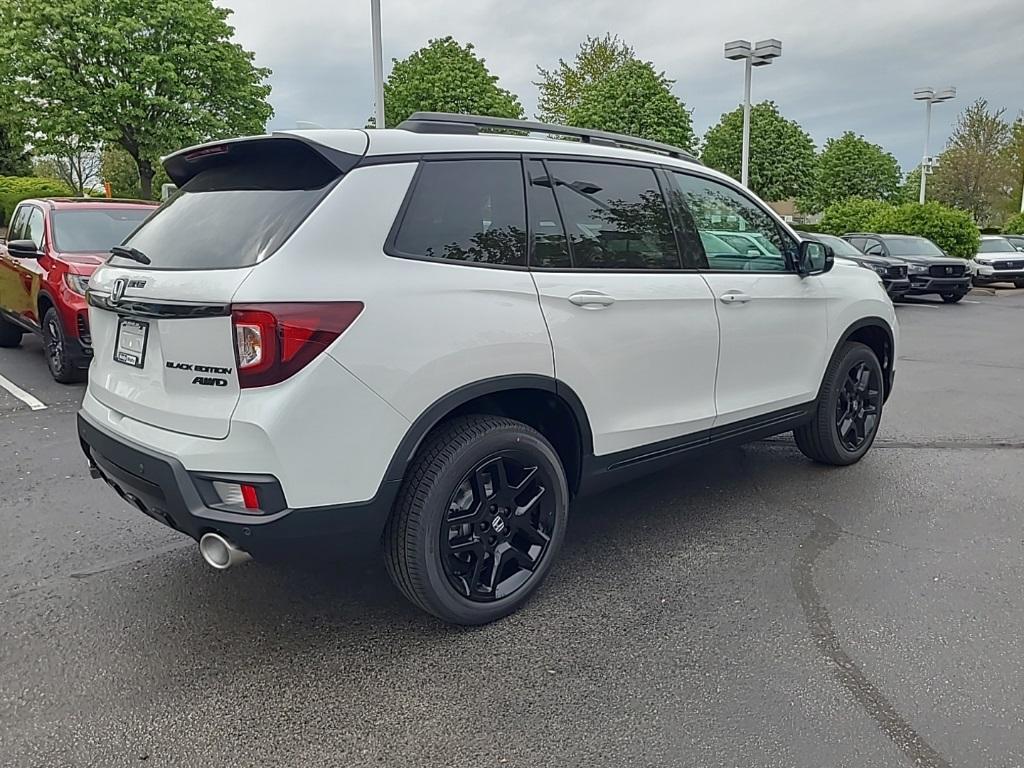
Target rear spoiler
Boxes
[162,132,369,188]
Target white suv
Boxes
[78,113,897,624]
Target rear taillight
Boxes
[231,302,363,388]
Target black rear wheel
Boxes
[0,315,23,347]
[941,293,964,303]
[1014,280,1024,289]
[794,342,883,466]
[385,415,568,625]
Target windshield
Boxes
[815,234,864,258]
[977,238,1016,253]
[51,209,153,253]
[884,236,944,256]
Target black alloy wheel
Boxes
[42,307,83,383]
[793,341,884,466]
[941,293,964,303]
[440,451,556,602]
[385,415,569,625]
[834,361,881,452]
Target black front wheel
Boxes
[794,342,884,466]
[385,415,568,625]
[941,293,964,304]
[42,307,84,384]
[0,315,23,348]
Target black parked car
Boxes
[843,233,971,303]
[806,233,909,298]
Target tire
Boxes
[0,315,23,347]
[941,293,964,303]
[384,414,569,625]
[794,342,884,466]
[1014,280,1024,289]
[42,307,84,384]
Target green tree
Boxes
[929,99,1013,226]
[535,34,635,124]
[0,0,273,200]
[1003,117,1024,225]
[701,101,816,201]
[899,166,923,203]
[868,201,980,258]
[99,146,170,199]
[1003,212,1024,234]
[819,197,893,236]
[0,121,31,176]
[33,139,101,195]
[566,60,694,150]
[381,37,523,128]
[801,132,901,212]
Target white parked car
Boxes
[78,113,898,624]
[971,235,1024,288]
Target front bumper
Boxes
[973,269,1024,284]
[906,275,971,296]
[78,412,398,559]
[883,277,911,297]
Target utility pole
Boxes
[371,0,385,129]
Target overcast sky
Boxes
[227,0,1023,172]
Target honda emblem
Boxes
[111,278,127,303]
[944,266,952,275]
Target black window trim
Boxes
[19,204,47,249]
[383,155,531,272]
[667,168,801,275]
[6,203,31,243]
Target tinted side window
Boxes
[845,237,865,251]
[546,160,681,270]
[6,206,29,242]
[527,160,570,268]
[671,173,794,272]
[393,159,526,267]
[862,239,885,256]
[25,208,45,248]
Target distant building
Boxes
[769,199,821,226]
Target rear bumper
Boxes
[78,411,398,558]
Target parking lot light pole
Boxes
[913,86,956,204]
[371,0,385,128]
[724,38,782,189]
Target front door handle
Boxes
[568,291,615,309]
[718,291,751,304]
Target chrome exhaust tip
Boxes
[198,532,252,570]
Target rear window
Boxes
[114,140,343,270]
[52,209,153,253]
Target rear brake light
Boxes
[231,302,363,388]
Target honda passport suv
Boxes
[842,233,971,303]
[78,114,898,625]
[0,198,157,381]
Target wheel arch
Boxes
[37,290,57,326]
[827,317,896,402]
[383,375,594,497]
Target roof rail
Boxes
[397,112,701,164]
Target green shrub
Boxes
[819,197,893,236]
[791,223,821,233]
[1004,212,1024,235]
[0,176,74,226]
[867,201,980,258]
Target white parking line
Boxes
[0,372,47,411]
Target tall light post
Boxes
[913,86,956,204]
[370,0,385,128]
[724,38,782,189]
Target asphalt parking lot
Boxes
[2,288,1023,768]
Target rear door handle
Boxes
[718,291,751,304]
[568,291,615,309]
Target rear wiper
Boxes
[110,245,151,265]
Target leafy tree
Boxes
[1003,212,1024,234]
[899,166,923,203]
[1004,117,1024,225]
[33,139,101,195]
[535,34,635,124]
[868,201,980,258]
[566,60,694,150]
[99,146,171,200]
[381,37,523,127]
[701,101,816,201]
[929,99,1013,226]
[819,197,893,236]
[0,0,273,200]
[0,121,31,176]
[801,132,901,212]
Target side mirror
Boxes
[797,240,833,276]
[6,239,43,259]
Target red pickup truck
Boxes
[0,198,157,382]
